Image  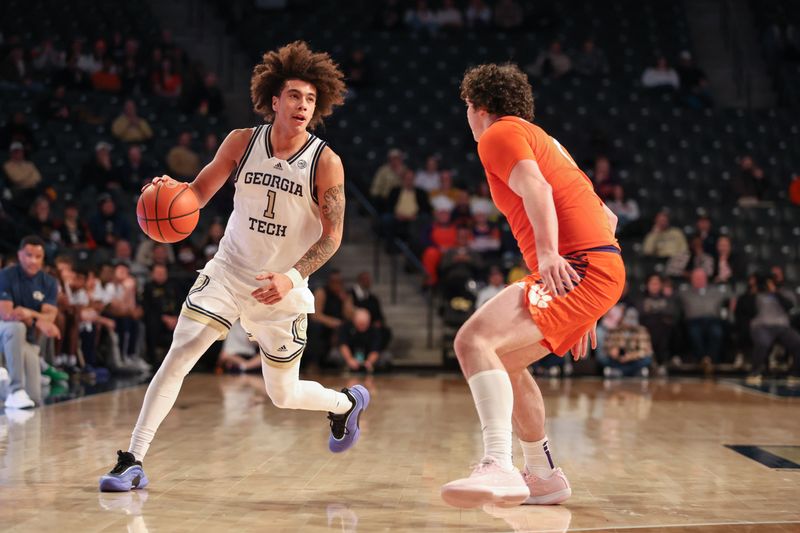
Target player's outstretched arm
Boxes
[293,147,345,278]
[187,128,251,208]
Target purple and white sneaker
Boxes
[99,451,149,492]
[328,385,370,453]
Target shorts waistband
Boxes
[570,245,621,255]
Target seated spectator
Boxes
[686,235,714,278]
[449,189,473,227]
[3,142,42,214]
[31,38,65,76]
[384,168,431,244]
[494,0,524,30]
[465,0,492,28]
[151,58,182,98]
[142,263,180,365]
[404,0,439,35]
[81,141,119,192]
[693,214,717,255]
[439,227,484,296]
[37,84,72,121]
[470,181,500,221]
[0,112,36,154]
[736,274,800,382]
[0,236,61,408]
[421,198,458,286]
[0,46,35,91]
[53,201,95,252]
[56,55,91,91]
[199,219,225,262]
[430,169,461,204]
[641,56,679,90]
[166,131,201,179]
[200,133,219,167]
[135,241,175,270]
[91,56,122,93]
[89,193,131,250]
[335,308,390,373]
[436,0,464,31]
[589,155,616,200]
[606,184,639,231]
[308,270,353,367]
[636,274,679,374]
[642,211,688,259]
[195,72,224,115]
[65,265,113,378]
[173,241,200,274]
[600,308,653,378]
[343,49,371,93]
[676,51,712,109]
[470,206,501,256]
[414,155,442,193]
[711,235,744,286]
[790,174,800,206]
[78,39,105,75]
[349,271,391,351]
[26,196,58,258]
[573,38,609,77]
[733,154,767,206]
[118,144,158,193]
[527,40,572,79]
[770,265,798,310]
[105,262,145,369]
[369,148,405,211]
[217,320,260,373]
[113,239,148,282]
[476,266,505,308]
[680,268,730,371]
[374,0,402,29]
[111,99,153,144]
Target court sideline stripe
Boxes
[567,520,800,531]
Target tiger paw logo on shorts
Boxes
[527,284,552,309]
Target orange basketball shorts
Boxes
[517,247,626,356]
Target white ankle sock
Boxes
[520,435,556,478]
[467,369,514,470]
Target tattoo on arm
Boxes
[293,184,345,278]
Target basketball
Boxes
[136,180,200,243]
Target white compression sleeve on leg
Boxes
[467,369,515,470]
[128,315,220,460]
[261,358,351,414]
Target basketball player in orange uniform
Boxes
[441,63,625,508]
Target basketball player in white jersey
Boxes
[99,41,370,492]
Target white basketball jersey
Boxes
[203,124,327,308]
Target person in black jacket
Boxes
[736,273,800,382]
[383,168,431,246]
[349,271,391,350]
[141,264,180,365]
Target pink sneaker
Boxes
[441,457,529,509]
[522,467,572,505]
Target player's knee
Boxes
[267,384,296,409]
[453,323,486,361]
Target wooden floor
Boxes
[1,374,799,532]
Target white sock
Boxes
[262,358,352,414]
[467,369,514,470]
[520,435,556,478]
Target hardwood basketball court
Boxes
[2,374,799,532]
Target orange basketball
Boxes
[136,180,200,243]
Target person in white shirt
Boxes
[641,56,680,90]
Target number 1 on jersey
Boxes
[263,189,276,219]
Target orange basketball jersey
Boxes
[477,116,617,271]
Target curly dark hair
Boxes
[460,63,535,122]
[250,41,346,129]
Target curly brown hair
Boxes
[250,41,346,129]
[460,63,535,122]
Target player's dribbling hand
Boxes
[251,272,292,305]
[537,253,580,297]
[142,175,187,191]
[570,321,597,361]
